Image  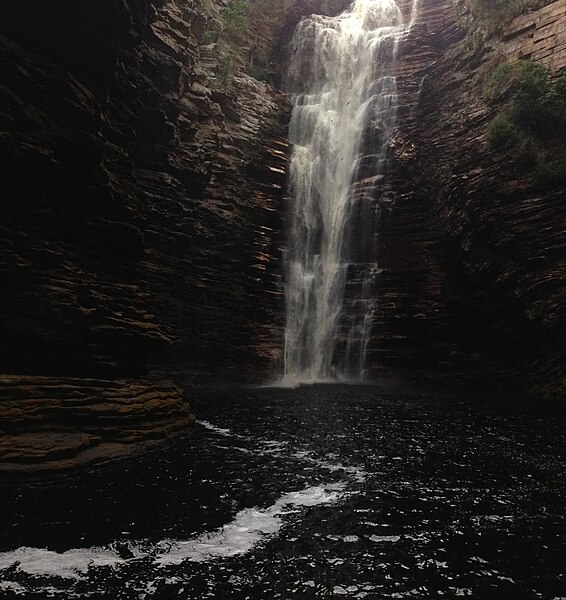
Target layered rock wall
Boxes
[361,0,566,398]
[503,1,566,73]
[0,0,286,473]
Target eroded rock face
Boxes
[503,1,566,72]
[0,376,195,476]
[0,0,287,473]
[356,0,566,398]
[406,0,566,399]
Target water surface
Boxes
[0,384,565,598]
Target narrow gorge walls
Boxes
[414,0,566,400]
[361,0,566,397]
[0,0,287,473]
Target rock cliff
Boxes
[0,0,287,474]
[359,0,566,399]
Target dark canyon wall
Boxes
[361,0,566,399]
[0,0,287,473]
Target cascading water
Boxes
[283,0,418,384]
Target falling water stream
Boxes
[283,0,418,384]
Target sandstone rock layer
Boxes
[0,376,195,476]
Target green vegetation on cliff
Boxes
[487,60,566,189]
[221,0,249,33]
[201,0,351,85]
[202,0,295,84]
[467,0,550,32]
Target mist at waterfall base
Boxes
[282,0,420,385]
[1,384,565,599]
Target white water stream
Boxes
[283,0,419,384]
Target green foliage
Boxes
[219,47,238,85]
[463,30,485,55]
[221,0,249,34]
[541,73,566,123]
[512,61,550,107]
[201,29,218,44]
[554,74,566,97]
[247,64,271,83]
[487,61,565,137]
[488,110,522,149]
[486,63,519,99]
[487,60,566,190]
[467,0,547,33]
[534,156,566,190]
[487,61,558,136]
[487,60,548,99]
[209,0,298,87]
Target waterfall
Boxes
[282,0,418,384]
[409,0,421,27]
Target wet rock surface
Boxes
[333,0,566,399]
[400,0,566,400]
[0,384,565,598]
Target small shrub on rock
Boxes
[487,61,566,190]
[488,110,521,149]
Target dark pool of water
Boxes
[0,383,565,599]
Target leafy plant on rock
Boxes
[218,46,239,85]
[221,0,249,34]
[467,0,549,33]
[486,60,566,190]
[488,110,522,150]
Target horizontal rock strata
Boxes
[503,0,566,74]
[358,0,566,398]
[0,0,287,473]
[0,376,194,476]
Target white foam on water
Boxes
[369,535,401,543]
[291,450,368,483]
[198,420,236,437]
[155,482,345,565]
[273,375,334,389]
[0,546,125,580]
[213,444,256,455]
[0,483,345,583]
[333,585,349,595]
[200,421,366,484]
[0,421,363,595]
[199,421,290,458]
[0,581,27,595]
